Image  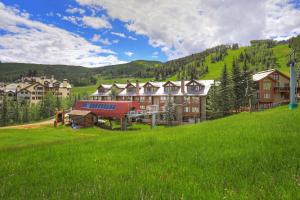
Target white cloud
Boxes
[66,7,85,15]
[0,2,124,67]
[62,16,81,26]
[112,39,119,44]
[111,32,126,38]
[91,34,112,45]
[128,36,137,40]
[77,0,300,60]
[125,51,134,57]
[82,16,112,29]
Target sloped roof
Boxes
[252,69,276,82]
[69,110,93,116]
[92,80,215,97]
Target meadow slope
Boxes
[0,106,299,199]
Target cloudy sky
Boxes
[0,0,300,67]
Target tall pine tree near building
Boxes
[219,64,232,116]
[231,59,243,112]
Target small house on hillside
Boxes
[69,110,97,127]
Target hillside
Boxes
[0,60,161,86]
[0,63,93,85]
[92,60,162,78]
[0,106,299,199]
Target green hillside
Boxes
[0,63,92,83]
[0,106,299,199]
[92,60,162,78]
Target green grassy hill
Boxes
[0,106,299,199]
[166,43,292,81]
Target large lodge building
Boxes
[92,79,214,123]
[0,76,72,106]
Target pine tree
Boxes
[206,82,221,119]
[164,94,175,126]
[231,59,243,112]
[22,101,30,123]
[1,93,8,126]
[219,64,232,116]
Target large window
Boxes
[192,107,199,113]
[187,86,202,93]
[263,80,271,90]
[145,87,157,93]
[264,93,270,99]
[184,107,189,112]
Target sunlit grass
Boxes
[0,106,299,199]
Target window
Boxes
[184,107,189,112]
[184,96,190,102]
[188,86,202,93]
[140,96,145,102]
[37,87,43,90]
[140,105,146,110]
[264,93,270,99]
[263,80,271,90]
[127,87,135,93]
[145,86,157,93]
[160,96,167,101]
[192,107,199,113]
[191,97,199,102]
[273,73,279,80]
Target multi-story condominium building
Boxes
[92,79,214,123]
[253,69,291,108]
[0,75,72,106]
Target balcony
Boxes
[274,86,290,93]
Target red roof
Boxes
[73,100,140,118]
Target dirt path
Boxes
[0,119,55,129]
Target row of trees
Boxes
[0,93,85,127]
[207,59,257,119]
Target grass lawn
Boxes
[0,106,299,199]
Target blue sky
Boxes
[0,0,300,67]
[0,0,166,63]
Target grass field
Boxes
[0,106,299,199]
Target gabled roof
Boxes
[252,69,290,82]
[113,83,127,89]
[143,81,160,88]
[162,81,181,87]
[186,79,204,86]
[98,84,112,90]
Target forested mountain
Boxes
[151,38,297,81]
[0,60,161,86]
[92,60,162,78]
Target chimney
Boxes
[63,79,68,88]
[136,80,140,95]
[51,75,54,84]
[181,78,185,94]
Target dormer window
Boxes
[126,86,135,93]
[187,85,202,92]
[186,80,203,93]
[163,81,180,93]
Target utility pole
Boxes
[289,50,298,109]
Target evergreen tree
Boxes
[219,64,232,116]
[207,82,221,119]
[164,94,175,126]
[22,101,30,123]
[1,93,8,126]
[231,59,243,112]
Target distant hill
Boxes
[0,63,92,85]
[92,60,162,78]
[0,60,161,86]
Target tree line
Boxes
[0,93,89,127]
